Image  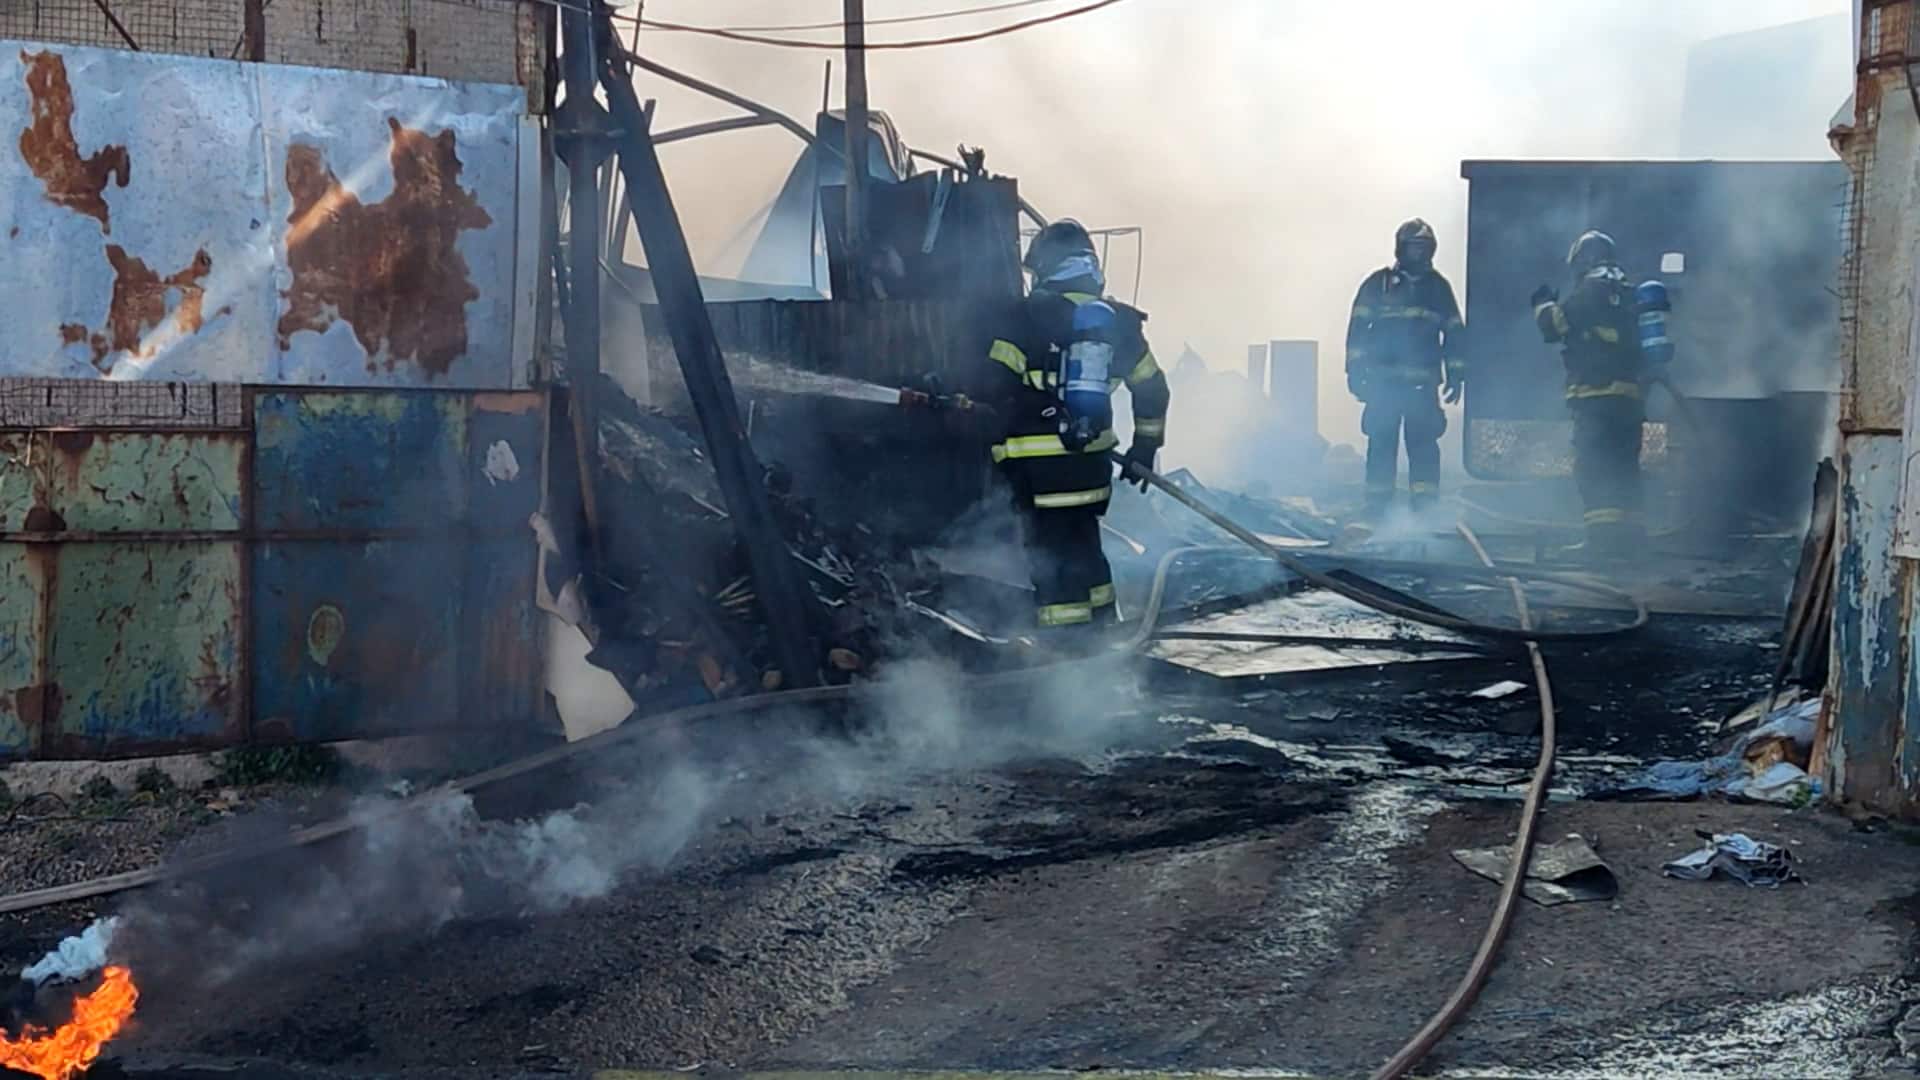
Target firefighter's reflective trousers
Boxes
[1362,380,1446,514]
[1021,497,1116,631]
[1568,386,1646,555]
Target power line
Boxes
[615,0,1130,50]
[673,0,1068,35]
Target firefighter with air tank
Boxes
[967,219,1171,637]
[1531,229,1674,560]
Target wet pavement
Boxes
[7,613,1918,1080]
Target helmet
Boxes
[1567,230,1617,273]
[1024,218,1098,280]
[1395,219,1437,273]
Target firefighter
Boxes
[1531,229,1660,558]
[972,219,1170,633]
[1345,219,1467,518]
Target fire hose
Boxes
[0,459,1635,1079]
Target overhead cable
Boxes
[615,0,1129,50]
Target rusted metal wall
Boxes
[1826,12,1920,817]
[0,0,546,100]
[0,39,540,389]
[0,389,543,760]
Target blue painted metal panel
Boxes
[466,393,543,530]
[1833,432,1907,809]
[251,540,461,742]
[253,392,468,531]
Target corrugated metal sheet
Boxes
[0,40,537,389]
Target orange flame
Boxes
[0,966,139,1080]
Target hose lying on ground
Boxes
[1368,523,1560,1080]
[0,461,1625,976]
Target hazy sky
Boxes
[627,0,1851,443]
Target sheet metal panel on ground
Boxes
[0,38,538,388]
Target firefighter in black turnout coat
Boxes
[1345,219,1466,517]
[1532,229,1670,558]
[972,220,1171,633]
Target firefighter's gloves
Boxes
[1346,367,1370,403]
[1530,284,1558,309]
[1121,438,1161,491]
[1442,360,1466,406]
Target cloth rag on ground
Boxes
[1453,833,1619,906]
[1598,698,1820,805]
[1662,831,1802,888]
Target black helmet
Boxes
[1567,230,1617,273]
[1023,218,1097,278]
[1395,218,1437,271]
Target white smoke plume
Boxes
[22,917,122,985]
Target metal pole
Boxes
[842,0,870,298]
[600,43,823,690]
[556,0,611,555]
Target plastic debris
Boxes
[1662,831,1802,887]
[1471,680,1528,700]
[1453,833,1619,906]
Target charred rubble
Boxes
[572,376,958,710]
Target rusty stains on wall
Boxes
[17,50,129,233]
[277,117,494,378]
[56,245,224,372]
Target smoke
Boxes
[624,0,1848,484]
[21,918,122,985]
[39,644,1144,998]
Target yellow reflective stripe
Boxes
[1375,305,1446,322]
[1566,381,1642,400]
[1128,350,1161,384]
[1089,583,1116,608]
[1038,601,1094,627]
[1583,508,1641,525]
[1351,304,1375,319]
[1134,417,1165,438]
[1062,291,1099,304]
[1033,485,1112,509]
[1588,326,1622,344]
[1444,316,1465,332]
[1108,377,1125,393]
[990,339,1028,375]
[1025,370,1049,391]
[994,430,1120,460]
[1409,481,1437,494]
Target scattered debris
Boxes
[1453,833,1619,906]
[1471,680,1528,700]
[1662,831,1802,888]
[1598,698,1820,805]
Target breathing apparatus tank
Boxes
[1634,279,1673,370]
[1058,299,1117,451]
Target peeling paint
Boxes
[1,40,532,388]
[277,119,494,378]
[16,49,127,232]
[482,439,519,485]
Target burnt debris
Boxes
[577,376,944,710]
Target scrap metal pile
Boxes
[578,376,949,707]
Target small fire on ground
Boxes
[0,966,138,1080]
